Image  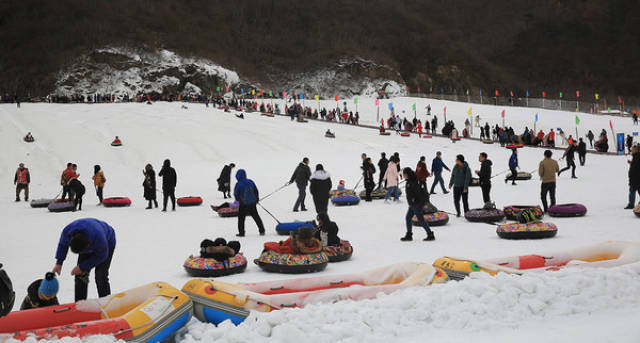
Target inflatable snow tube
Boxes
[48,200,74,213]
[325,133,335,138]
[177,196,203,207]
[423,202,438,214]
[634,203,640,218]
[412,211,450,227]
[102,197,131,208]
[330,189,356,198]
[0,282,192,342]
[503,205,544,221]
[323,240,353,262]
[497,222,558,240]
[331,195,361,206]
[548,203,587,217]
[506,144,523,149]
[183,254,248,277]
[358,188,402,199]
[261,113,275,117]
[464,208,505,223]
[469,178,481,187]
[422,135,433,139]
[23,137,34,143]
[216,207,239,217]
[30,198,54,208]
[379,132,391,136]
[400,132,411,137]
[482,139,494,144]
[505,171,532,181]
[275,221,314,236]
[110,142,122,147]
[254,250,328,274]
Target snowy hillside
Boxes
[1,97,639,342]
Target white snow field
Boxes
[1,97,639,342]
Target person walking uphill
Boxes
[217,163,235,199]
[475,152,492,205]
[14,163,30,202]
[52,218,116,302]
[449,155,471,217]
[401,168,435,242]
[362,157,376,201]
[92,165,106,205]
[158,159,177,212]
[430,152,450,194]
[539,150,560,212]
[234,169,266,236]
[625,145,640,209]
[507,149,519,185]
[309,164,332,214]
[288,158,312,212]
[143,164,158,209]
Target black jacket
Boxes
[218,165,232,184]
[159,166,177,190]
[378,157,389,175]
[405,177,426,206]
[290,163,311,187]
[309,170,332,199]
[577,141,587,154]
[630,153,640,187]
[68,178,85,197]
[478,159,492,185]
[563,145,576,161]
[362,162,376,187]
[20,279,59,310]
[143,169,156,200]
[314,221,341,246]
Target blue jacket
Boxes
[509,153,519,168]
[233,169,259,205]
[55,218,116,271]
[431,157,450,174]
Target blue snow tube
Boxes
[275,221,314,236]
[331,196,361,206]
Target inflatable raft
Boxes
[0,282,192,342]
[548,203,587,217]
[358,188,402,199]
[379,131,391,136]
[400,132,410,137]
[496,222,557,239]
[503,205,544,220]
[30,198,54,208]
[323,240,353,262]
[181,262,447,325]
[433,241,640,281]
[48,200,74,213]
[216,207,239,217]
[184,254,248,277]
[275,221,314,235]
[254,250,328,274]
[23,137,35,143]
[331,195,360,206]
[464,208,505,223]
[504,171,532,181]
[102,197,132,208]
[177,196,203,207]
[412,211,450,227]
[634,203,640,217]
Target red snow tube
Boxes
[177,196,203,207]
[422,135,433,138]
[506,144,523,149]
[400,132,411,137]
[102,197,131,208]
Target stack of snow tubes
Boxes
[30,199,54,208]
[548,203,587,217]
[504,172,532,181]
[503,205,544,221]
[183,254,248,277]
[177,196,203,207]
[48,199,74,213]
[323,240,353,262]
[102,197,132,208]
[358,188,402,200]
[254,250,328,274]
[464,208,505,223]
[496,222,558,240]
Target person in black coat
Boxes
[475,152,492,204]
[362,157,376,201]
[401,167,434,242]
[68,178,85,211]
[625,145,640,209]
[313,212,341,246]
[309,164,332,214]
[217,163,235,198]
[288,157,312,212]
[158,159,177,211]
[577,138,587,166]
[377,153,388,190]
[143,164,158,209]
[558,142,578,178]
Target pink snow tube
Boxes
[548,203,587,217]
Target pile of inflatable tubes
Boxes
[503,205,544,220]
[358,188,402,199]
[548,203,587,217]
[504,171,532,181]
[177,196,203,207]
[0,282,192,342]
[275,221,314,235]
[464,208,505,223]
[216,207,238,217]
[496,222,558,240]
[181,262,447,325]
[48,200,74,213]
[183,254,248,277]
[254,250,328,274]
[433,241,640,281]
[323,240,353,262]
[635,203,640,217]
[331,190,360,206]
[102,197,131,208]
[30,198,54,208]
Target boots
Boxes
[400,233,413,241]
[424,232,435,241]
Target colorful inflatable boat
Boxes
[323,240,353,262]
[496,222,557,239]
[548,203,587,217]
[0,282,192,342]
[48,200,74,213]
[358,188,402,200]
[464,208,505,223]
[181,262,447,325]
[503,205,544,221]
[412,211,450,227]
[184,254,248,277]
[433,241,640,281]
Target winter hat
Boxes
[212,238,227,246]
[227,241,241,255]
[339,180,345,186]
[315,164,324,171]
[39,272,59,297]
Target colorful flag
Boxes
[300,93,304,100]
[412,103,416,111]
[241,88,244,94]
[259,90,263,96]
[226,86,229,92]
[595,93,599,100]
[618,97,623,104]
[375,99,380,106]
[466,89,469,95]
[388,103,393,110]
[282,92,286,99]
[467,107,472,115]
[575,115,580,125]
[535,113,538,122]
[269,90,272,97]
[444,106,447,114]
[559,92,563,98]
[510,90,514,97]
[576,90,580,98]
[495,90,499,96]
[334,95,338,101]
[406,86,409,92]
[501,109,505,118]
[609,120,613,130]
[314,95,319,101]
[526,90,529,97]
[354,98,358,104]
[418,87,421,93]
[542,91,546,98]
[251,89,255,95]
[216,86,220,92]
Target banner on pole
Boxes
[388,103,393,110]
[595,93,599,100]
[576,90,580,98]
[354,98,358,104]
[526,90,529,97]
[412,103,416,111]
[375,99,380,106]
[610,120,613,130]
[575,115,580,125]
[467,107,472,115]
[314,95,319,101]
[542,91,546,98]
[501,109,505,118]
[444,106,447,114]
[282,92,286,99]
[300,93,304,100]
[617,133,625,155]
[535,113,538,122]
[241,88,244,94]
[334,95,338,101]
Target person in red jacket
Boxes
[14,163,30,202]
[416,156,430,195]
[549,129,556,147]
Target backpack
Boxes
[518,209,539,224]
[0,264,15,317]
[240,182,257,205]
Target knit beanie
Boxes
[39,272,59,297]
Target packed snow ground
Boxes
[1,98,639,342]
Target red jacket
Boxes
[15,168,30,184]
[416,162,429,181]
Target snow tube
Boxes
[506,144,523,149]
[412,211,450,227]
[275,221,314,236]
[548,203,587,217]
[469,177,480,187]
[323,240,353,262]
[254,250,328,274]
[497,222,558,240]
[325,133,335,138]
[216,207,239,217]
[23,137,34,143]
[422,135,433,139]
[0,282,192,342]
[102,197,131,208]
[482,139,494,144]
[261,113,275,117]
[177,196,203,207]
[503,205,544,221]
[423,202,438,214]
[505,171,532,181]
[110,141,122,147]
[296,118,309,123]
[634,203,640,218]
[48,200,74,213]
[400,132,410,137]
[331,195,360,206]
[451,137,461,141]
[358,188,402,199]
[464,208,505,223]
[183,254,248,277]
[30,198,54,208]
[330,189,356,197]
[379,132,391,136]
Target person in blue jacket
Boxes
[234,169,265,237]
[507,148,519,185]
[429,151,450,194]
[52,218,116,301]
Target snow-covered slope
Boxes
[0,97,639,342]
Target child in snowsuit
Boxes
[20,272,59,310]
